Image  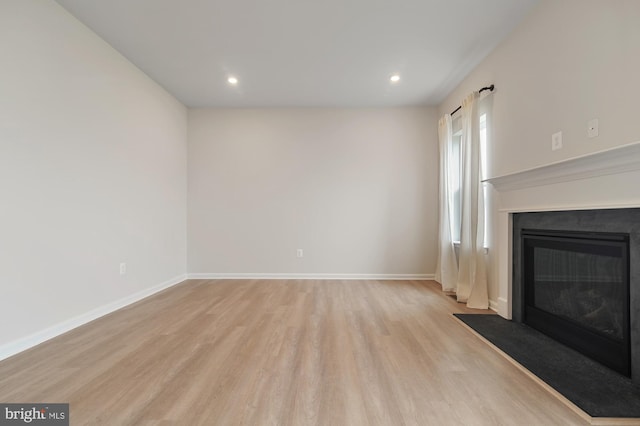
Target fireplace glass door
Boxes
[522,229,630,376]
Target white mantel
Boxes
[485,141,640,192]
[487,141,640,319]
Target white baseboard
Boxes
[488,299,499,313]
[497,297,510,319]
[187,273,435,280]
[0,274,187,362]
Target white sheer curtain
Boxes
[456,92,488,309]
[435,115,458,292]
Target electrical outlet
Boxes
[296,249,303,258]
[119,263,126,275]
[551,131,563,151]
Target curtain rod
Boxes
[449,84,495,117]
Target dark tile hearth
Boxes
[455,313,640,419]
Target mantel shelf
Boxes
[484,141,640,192]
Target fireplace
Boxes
[522,228,630,376]
[512,208,640,382]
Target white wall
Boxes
[437,0,640,305]
[188,108,437,277]
[0,0,188,350]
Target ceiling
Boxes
[55,0,538,108]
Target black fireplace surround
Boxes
[513,209,640,382]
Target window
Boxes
[451,123,463,243]
[449,113,489,247]
[480,112,488,248]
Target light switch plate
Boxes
[552,131,563,151]
[587,119,599,138]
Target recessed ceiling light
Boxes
[390,74,401,83]
[227,76,238,85]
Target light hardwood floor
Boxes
[0,279,588,425]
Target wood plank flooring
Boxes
[0,279,588,425]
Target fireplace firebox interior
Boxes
[522,229,630,376]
